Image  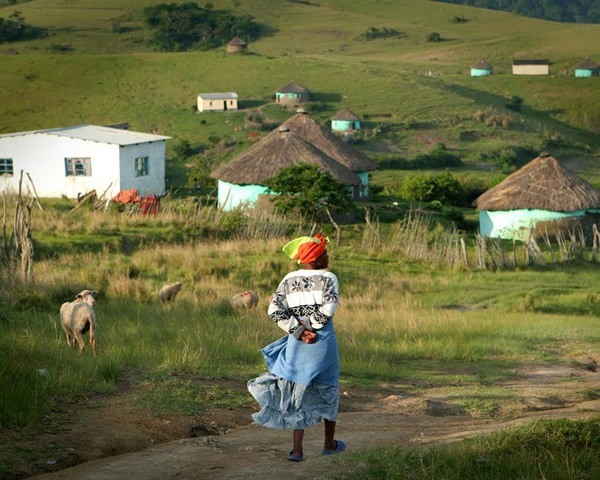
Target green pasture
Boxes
[1,0,600,182]
[2,200,600,476]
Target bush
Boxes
[480,145,538,173]
[506,95,524,111]
[411,143,464,169]
[399,171,467,206]
[427,31,442,42]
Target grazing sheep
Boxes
[60,289,98,355]
[159,282,182,304]
[231,290,259,309]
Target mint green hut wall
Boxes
[574,58,600,77]
[470,60,493,77]
[470,67,492,77]
[332,119,361,131]
[479,209,600,240]
[575,68,599,77]
[217,180,268,211]
[357,171,369,198]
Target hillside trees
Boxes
[0,11,46,43]
[435,0,600,23]
[142,2,259,51]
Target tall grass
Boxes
[2,233,599,429]
[327,417,600,480]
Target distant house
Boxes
[574,57,600,77]
[226,36,248,53]
[470,60,493,77]
[210,126,361,211]
[275,81,310,105]
[512,59,549,75]
[0,125,170,199]
[197,93,238,112]
[331,108,362,132]
[473,153,600,240]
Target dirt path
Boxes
[10,360,600,480]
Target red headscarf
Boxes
[282,233,328,264]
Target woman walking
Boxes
[248,233,346,461]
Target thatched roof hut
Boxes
[471,59,493,69]
[474,154,600,211]
[275,81,310,105]
[211,127,360,187]
[470,59,493,76]
[282,111,377,173]
[575,57,600,70]
[574,57,600,77]
[332,108,360,122]
[474,153,600,240]
[226,36,248,53]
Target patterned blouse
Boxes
[268,269,339,339]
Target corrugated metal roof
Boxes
[0,125,170,145]
[198,92,238,100]
[512,59,549,65]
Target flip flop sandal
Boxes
[322,439,346,456]
[288,451,304,462]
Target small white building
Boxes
[512,59,549,75]
[0,125,170,199]
[197,92,238,112]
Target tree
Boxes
[427,31,442,42]
[506,95,524,112]
[264,164,354,223]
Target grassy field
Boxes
[1,200,600,477]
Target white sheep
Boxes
[231,290,259,309]
[159,282,182,304]
[60,289,98,355]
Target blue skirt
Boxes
[248,322,340,430]
[247,373,339,430]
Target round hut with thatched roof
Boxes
[210,126,360,211]
[574,57,600,77]
[226,36,248,53]
[275,81,310,106]
[281,110,377,198]
[331,108,362,132]
[470,59,493,77]
[473,152,600,240]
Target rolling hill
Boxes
[1,0,600,186]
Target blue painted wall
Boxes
[575,68,599,77]
[332,119,361,131]
[479,208,600,240]
[471,68,492,77]
[217,180,269,211]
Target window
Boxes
[65,157,91,176]
[0,158,13,176]
[135,156,149,177]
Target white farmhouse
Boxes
[0,125,170,199]
[197,92,238,112]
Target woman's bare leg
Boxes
[323,419,337,451]
[292,429,304,456]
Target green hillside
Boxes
[1,0,600,185]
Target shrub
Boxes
[399,171,467,206]
[506,95,524,111]
[427,31,442,42]
[479,145,539,173]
